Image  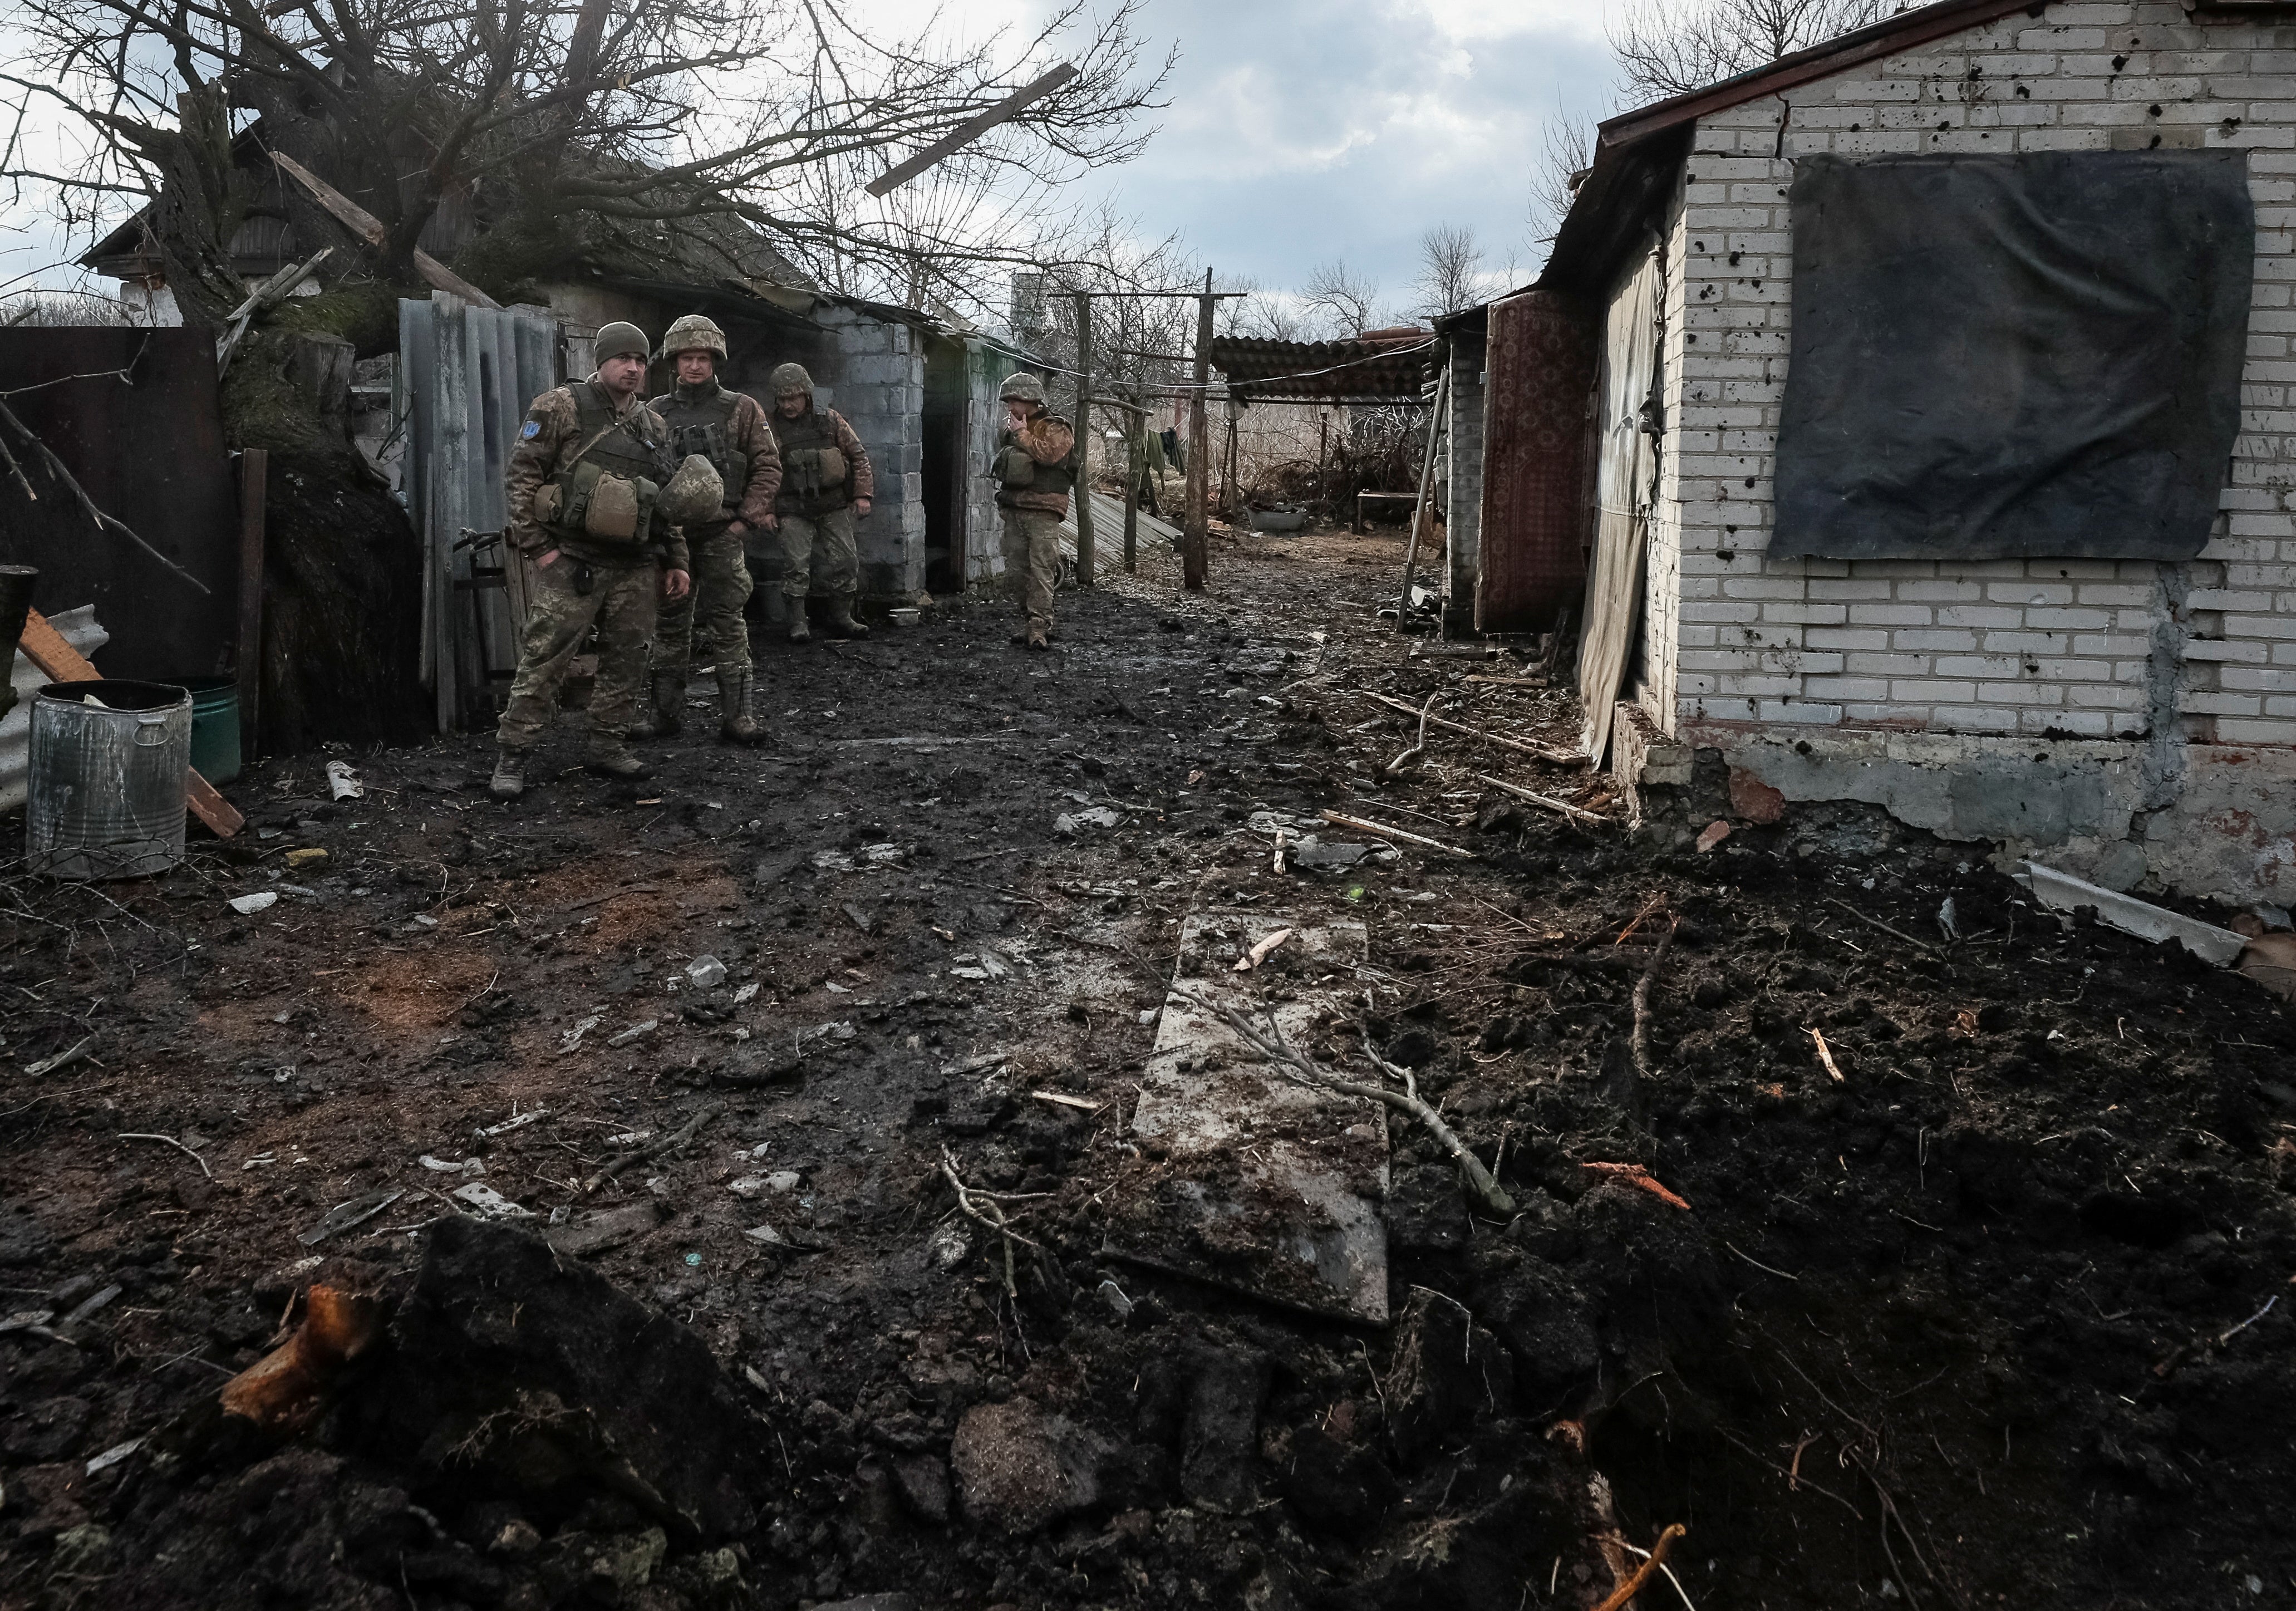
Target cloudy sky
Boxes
[3,0,1629,313]
[896,0,1625,319]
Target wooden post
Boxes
[1396,361,1451,632]
[235,448,268,762]
[1183,268,1213,591]
[1071,291,1094,588]
[1123,407,1139,573]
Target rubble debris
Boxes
[324,759,363,800]
[219,1282,384,1433]
[419,1154,486,1175]
[23,1033,95,1077]
[2013,860,2248,966]
[1476,773,1608,827]
[284,847,328,870]
[1695,818,1731,852]
[544,1202,664,1258]
[228,891,279,915]
[451,1182,535,1220]
[581,1102,720,1193]
[950,1397,1117,1534]
[298,1187,406,1246]
[685,954,728,989]
[1319,809,1473,858]
[606,1019,659,1048]
[1053,806,1123,835]
[476,1108,550,1138]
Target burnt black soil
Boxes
[2,524,2292,1610]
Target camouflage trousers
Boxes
[775,505,858,598]
[1000,506,1062,628]
[652,525,753,680]
[497,555,657,749]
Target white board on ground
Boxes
[1108,913,1388,1323]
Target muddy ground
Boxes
[2,520,2293,1611]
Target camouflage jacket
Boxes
[651,380,783,531]
[771,402,874,515]
[1001,414,1077,514]
[506,379,691,572]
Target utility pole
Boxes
[1071,291,1094,588]
[1222,397,1239,519]
[1184,268,1213,590]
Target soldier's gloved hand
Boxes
[855,498,872,519]
[663,569,692,600]
[759,513,779,531]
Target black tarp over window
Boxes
[1771,150,2254,562]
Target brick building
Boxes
[1537,0,2296,908]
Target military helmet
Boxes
[661,313,728,360]
[660,454,727,525]
[999,372,1048,407]
[769,362,815,398]
[593,321,650,364]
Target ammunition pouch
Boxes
[995,445,1036,488]
[780,445,850,515]
[547,459,660,547]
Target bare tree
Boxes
[1531,108,1597,245]
[1610,0,1906,104]
[1412,224,1487,322]
[1299,259,1380,339]
[1,0,1171,328]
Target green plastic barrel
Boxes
[181,676,242,784]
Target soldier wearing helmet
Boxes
[642,313,781,745]
[491,320,691,800]
[992,371,1075,651]
[766,362,874,642]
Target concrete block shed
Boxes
[1519,0,2296,908]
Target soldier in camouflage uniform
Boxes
[639,313,781,744]
[768,362,874,642]
[992,372,1076,652]
[490,321,691,800]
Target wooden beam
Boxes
[271,151,501,309]
[1183,269,1213,591]
[1072,290,1093,588]
[866,65,1079,198]
[235,449,267,765]
[17,609,244,839]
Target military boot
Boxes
[1025,622,1050,652]
[632,671,684,740]
[489,747,529,801]
[584,737,652,782]
[787,603,812,645]
[823,595,870,640]
[716,663,765,746]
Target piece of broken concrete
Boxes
[228,892,279,915]
[2013,861,2247,966]
[298,1188,405,1247]
[452,1182,535,1220]
[685,955,727,989]
[1053,806,1122,836]
[1695,819,1731,853]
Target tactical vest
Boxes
[542,382,673,551]
[774,406,852,517]
[655,382,748,522]
[995,423,1075,503]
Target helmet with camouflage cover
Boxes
[660,454,727,525]
[770,362,815,398]
[999,372,1047,407]
[660,313,729,361]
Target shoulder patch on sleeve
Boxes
[521,420,541,439]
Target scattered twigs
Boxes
[2154,1292,2282,1379]
[118,1131,214,1180]
[1810,1028,1846,1083]
[1724,1239,1799,1280]
[1359,689,1582,764]
[1233,927,1294,972]
[1631,916,1679,1084]
[24,1034,95,1077]
[580,1102,719,1193]
[1381,693,1437,778]
[1580,1161,1690,1211]
[1476,772,1609,826]
[1823,897,1943,958]
[940,1145,1040,1296]
[1319,809,1473,859]
[1592,1523,1687,1611]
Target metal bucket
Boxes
[27,680,193,880]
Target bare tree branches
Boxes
[1299,259,1381,339]
[1412,224,1487,322]
[1609,0,1907,105]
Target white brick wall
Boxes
[1660,0,2296,748]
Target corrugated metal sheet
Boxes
[1,606,107,812]
[399,293,562,731]
[1475,290,1597,631]
[1212,331,1434,404]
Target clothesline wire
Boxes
[1017,337,1439,399]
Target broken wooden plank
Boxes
[17,608,242,839]
[271,152,501,309]
[1475,773,1609,827]
[1107,913,1389,1323]
[1359,689,1581,764]
[1319,809,1473,858]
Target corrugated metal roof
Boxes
[1211,330,1434,404]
